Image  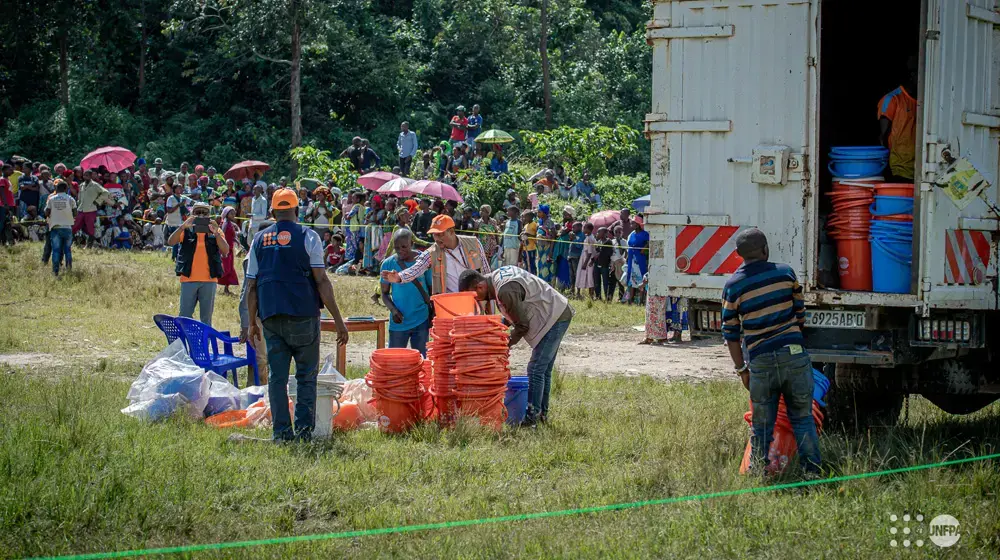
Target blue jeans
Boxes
[50,228,73,274]
[524,318,571,423]
[388,319,430,357]
[749,346,821,473]
[165,226,179,260]
[263,315,321,441]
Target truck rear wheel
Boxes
[822,364,903,430]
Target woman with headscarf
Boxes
[535,205,557,284]
[623,215,649,304]
[217,206,240,295]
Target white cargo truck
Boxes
[644,0,1000,426]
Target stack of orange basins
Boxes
[825,178,879,290]
[427,317,458,426]
[451,315,511,431]
[366,348,423,433]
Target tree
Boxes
[539,0,552,129]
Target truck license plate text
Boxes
[804,310,866,329]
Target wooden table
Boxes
[321,318,388,374]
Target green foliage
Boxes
[519,124,640,178]
[455,169,525,212]
[595,173,650,212]
[288,146,359,193]
[0,0,652,179]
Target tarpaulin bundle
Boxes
[427,316,458,425]
[738,396,825,475]
[366,348,424,433]
[451,315,511,430]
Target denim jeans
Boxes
[263,315,321,441]
[179,281,217,326]
[165,226,180,260]
[749,346,821,473]
[42,229,52,263]
[594,264,612,300]
[50,228,73,274]
[524,318,571,423]
[388,319,430,357]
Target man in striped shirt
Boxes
[721,229,820,475]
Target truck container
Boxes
[644,0,1000,425]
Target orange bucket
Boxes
[875,183,914,197]
[373,397,420,433]
[836,239,872,290]
[332,401,365,430]
[833,177,881,192]
[431,292,479,318]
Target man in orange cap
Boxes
[381,213,491,294]
[246,187,349,442]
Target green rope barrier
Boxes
[29,451,1000,560]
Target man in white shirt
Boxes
[250,184,268,237]
[45,179,77,276]
[164,179,187,261]
[397,121,418,177]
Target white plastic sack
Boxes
[340,378,377,422]
[239,385,268,409]
[317,353,347,399]
[204,374,241,417]
[122,339,210,421]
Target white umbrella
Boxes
[377,177,417,196]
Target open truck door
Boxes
[917,0,1000,311]
[644,0,819,303]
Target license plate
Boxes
[804,310,866,329]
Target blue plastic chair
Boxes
[174,316,259,388]
[153,314,185,348]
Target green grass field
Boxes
[1,244,999,559]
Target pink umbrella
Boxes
[408,180,464,203]
[357,171,400,191]
[224,160,271,181]
[377,177,416,196]
[589,209,621,229]
[80,146,137,173]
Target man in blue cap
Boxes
[246,187,349,442]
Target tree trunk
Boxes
[539,0,551,129]
[138,0,147,97]
[289,0,303,178]
[59,35,69,107]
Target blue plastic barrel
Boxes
[871,195,914,216]
[871,235,912,293]
[812,368,830,407]
[830,146,889,158]
[504,376,530,425]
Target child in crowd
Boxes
[568,221,585,292]
[501,205,521,267]
[520,209,537,274]
[576,222,597,299]
[98,217,112,248]
[24,206,46,241]
[111,216,132,250]
[326,233,346,270]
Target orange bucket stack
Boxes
[427,316,458,426]
[366,348,424,433]
[825,177,879,291]
[451,315,511,430]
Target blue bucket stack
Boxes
[870,220,913,293]
[828,146,889,178]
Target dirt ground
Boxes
[1,331,733,383]
[324,330,733,382]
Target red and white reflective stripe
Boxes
[675,225,749,275]
[944,229,991,285]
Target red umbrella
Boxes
[224,160,270,181]
[357,171,400,191]
[408,180,464,203]
[80,146,137,173]
[589,209,621,229]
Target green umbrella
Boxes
[474,129,515,144]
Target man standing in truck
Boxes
[721,228,821,475]
[877,56,918,181]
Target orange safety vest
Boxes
[430,235,485,295]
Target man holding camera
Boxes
[167,202,230,327]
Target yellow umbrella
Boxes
[474,129,515,144]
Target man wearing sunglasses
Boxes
[167,202,230,327]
